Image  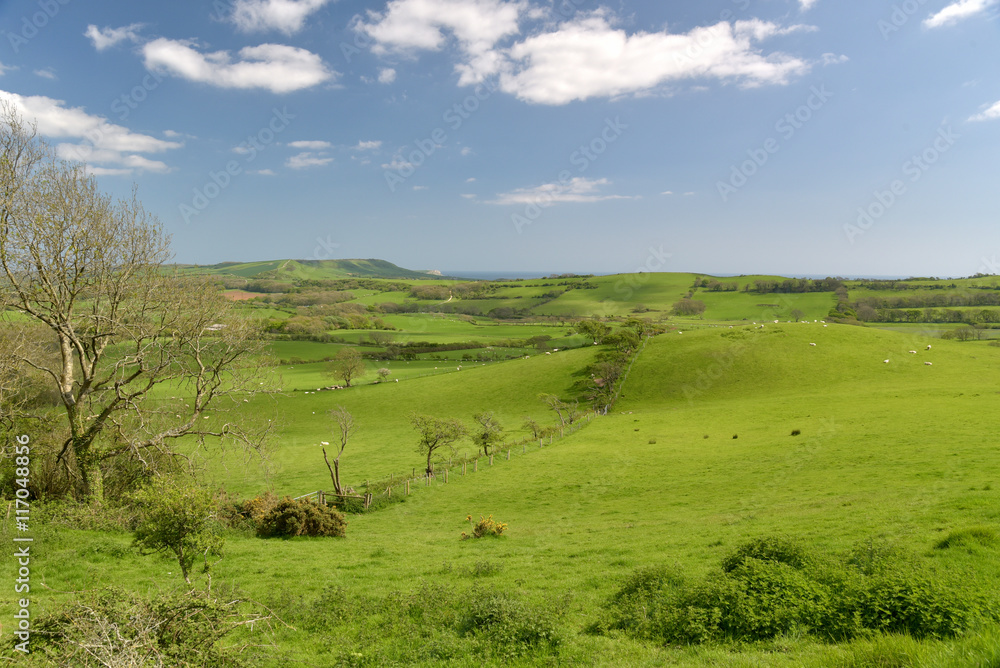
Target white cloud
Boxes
[252,168,277,175]
[821,53,849,66]
[378,67,397,84]
[142,39,334,93]
[799,0,819,9]
[500,16,812,104]
[924,0,998,28]
[355,140,382,150]
[230,0,332,35]
[0,90,180,175]
[661,190,675,195]
[413,185,428,190]
[286,151,333,168]
[34,68,56,80]
[460,146,474,156]
[460,193,477,199]
[466,177,476,182]
[357,0,524,85]
[489,177,632,205]
[382,157,414,171]
[969,99,1000,121]
[288,140,331,149]
[84,23,144,51]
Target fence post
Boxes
[387,486,392,498]
[318,490,325,506]
[489,454,494,466]
[445,469,449,483]
[474,459,478,472]
[507,449,510,461]
[463,461,466,476]
[405,480,410,495]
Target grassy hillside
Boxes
[12,322,1000,666]
[175,258,442,280]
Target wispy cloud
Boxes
[969,99,1000,122]
[143,39,335,93]
[924,0,998,28]
[489,177,633,205]
[288,140,331,149]
[230,0,333,35]
[378,67,397,84]
[33,68,56,80]
[0,89,180,175]
[286,151,333,169]
[84,23,144,51]
[354,140,382,150]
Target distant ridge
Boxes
[173,258,451,280]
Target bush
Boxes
[462,514,507,540]
[30,586,271,666]
[132,480,224,584]
[256,497,347,538]
[601,536,989,645]
[721,534,812,572]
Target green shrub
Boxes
[602,536,989,645]
[721,534,812,572]
[256,497,347,538]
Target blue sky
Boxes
[1,0,998,277]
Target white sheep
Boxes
[925,361,933,366]
[908,350,917,354]
[883,359,890,364]
[926,345,932,350]
[809,343,817,347]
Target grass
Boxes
[7,308,1000,665]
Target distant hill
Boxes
[173,258,448,281]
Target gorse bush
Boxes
[600,536,990,645]
[461,514,508,540]
[256,497,347,538]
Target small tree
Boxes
[790,308,805,321]
[369,331,395,347]
[322,407,354,496]
[132,480,223,584]
[377,367,391,382]
[328,348,365,387]
[472,411,504,457]
[411,414,466,476]
[539,393,571,436]
[522,416,543,440]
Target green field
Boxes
[9,314,1000,666]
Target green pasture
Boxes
[11,321,1000,665]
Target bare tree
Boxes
[0,104,277,500]
[368,331,394,347]
[539,393,569,436]
[328,348,365,387]
[322,406,354,496]
[410,413,466,476]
